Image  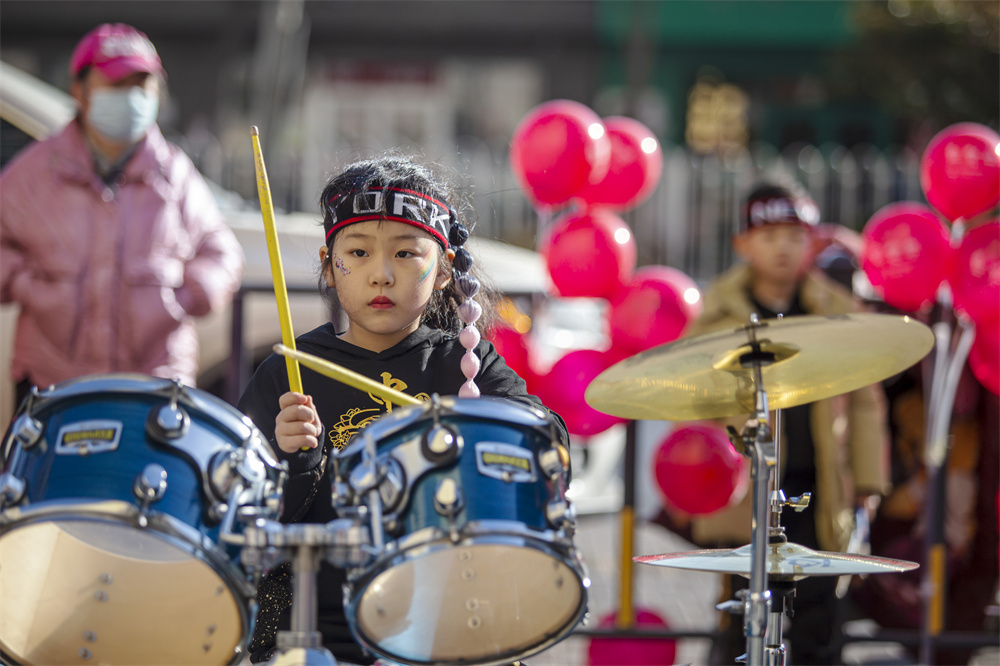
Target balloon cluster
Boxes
[860,122,1000,395]
[491,99,703,437]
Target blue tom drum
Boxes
[336,395,589,666]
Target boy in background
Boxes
[678,182,891,664]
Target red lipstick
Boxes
[369,296,394,309]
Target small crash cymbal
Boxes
[585,313,933,420]
[635,542,919,581]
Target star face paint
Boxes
[333,251,351,276]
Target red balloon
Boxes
[588,608,676,666]
[582,116,664,212]
[654,422,748,516]
[509,100,611,207]
[950,220,1000,328]
[541,208,637,299]
[488,324,535,389]
[536,349,626,438]
[861,202,953,312]
[920,122,1000,222]
[969,318,999,396]
[608,266,702,354]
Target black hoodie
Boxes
[238,323,567,663]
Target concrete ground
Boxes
[525,511,718,666]
[240,508,996,665]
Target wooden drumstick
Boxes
[273,344,420,408]
[251,126,302,394]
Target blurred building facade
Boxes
[1,0,993,281]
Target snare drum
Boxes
[0,374,284,666]
[338,396,588,666]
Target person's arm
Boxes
[173,168,245,317]
[0,234,27,304]
[0,167,29,304]
[848,382,892,501]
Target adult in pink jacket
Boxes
[0,23,244,404]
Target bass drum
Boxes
[0,374,284,666]
[339,396,588,666]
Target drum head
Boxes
[353,541,585,664]
[0,518,244,665]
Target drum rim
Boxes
[24,373,258,446]
[4,373,283,504]
[344,528,589,666]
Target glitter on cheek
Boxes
[333,252,351,276]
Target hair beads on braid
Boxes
[451,223,481,398]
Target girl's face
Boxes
[322,219,452,352]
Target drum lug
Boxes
[10,413,44,450]
[209,449,240,500]
[433,476,465,543]
[349,460,379,495]
[331,478,353,507]
[421,423,462,465]
[0,472,26,509]
[146,380,190,442]
[545,498,576,530]
[146,402,190,442]
[538,446,568,479]
[133,463,168,527]
[433,477,464,543]
[375,457,405,514]
[265,479,285,517]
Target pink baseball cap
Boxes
[70,23,163,81]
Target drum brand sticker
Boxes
[56,419,122,455]
[475,442,536,483]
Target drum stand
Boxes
[242,514,373,666]
[245,438,378,666]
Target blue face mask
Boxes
[87,87,159,143]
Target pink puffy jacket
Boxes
[0,120,244,388]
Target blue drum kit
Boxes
[0,312,936,666]
[0,376,587,666]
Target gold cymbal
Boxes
[635,542,919,580]
[585,313,934,421]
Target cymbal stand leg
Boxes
[745,422,774,666]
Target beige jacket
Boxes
[687,264,890,552]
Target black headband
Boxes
[325,187,457,248]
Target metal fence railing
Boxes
[454,142,923,285]
[202,141,922,286]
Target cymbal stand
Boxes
[738,314,778,666]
